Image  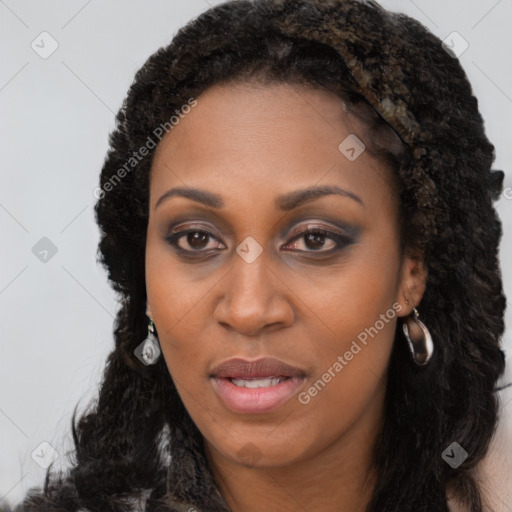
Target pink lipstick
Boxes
[210,357,306,414]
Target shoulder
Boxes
[477,383,512,511]
[447,383,512,512]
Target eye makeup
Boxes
[163,217,361,261]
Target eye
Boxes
[281,225,353,253]
[164,222,356,257]
[165,225,225,253]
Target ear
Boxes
[146,302,152,318]
[395,250,427,317]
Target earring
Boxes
[135,317,161,365]
[402,307,434,366]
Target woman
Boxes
[11,0,509,510]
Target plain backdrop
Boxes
[1,0,511,506]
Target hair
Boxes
[13,1,506,511]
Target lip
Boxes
[210,357,306,414]
[210,357,306,379]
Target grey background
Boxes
[1,0,511,505]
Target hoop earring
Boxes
[402,307,434,366]
[135,317,161,365]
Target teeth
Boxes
[230,377,286,388]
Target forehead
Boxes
[149,81,393,214]
[156,80,351,149]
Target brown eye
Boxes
[184,231,213,250]
[165,226,225,253]
[282,227,354,253]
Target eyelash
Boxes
[164,224,354,257]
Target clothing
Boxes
[475,384,512,511]
[157,388,512,512]
[447,384,512,511]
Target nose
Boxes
[213,248,295,336]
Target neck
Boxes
[204,391,384,512]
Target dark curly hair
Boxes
[12,1,506,511]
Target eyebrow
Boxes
[155,184,363,210]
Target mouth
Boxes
[210,357,306,414]
[229,376,291,388]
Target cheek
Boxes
[145,233,232,407]
[294,232,401,410]
[297,225,400,346]
[145,232,206,354]
[145,263,211,408]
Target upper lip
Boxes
[210,357,306,379]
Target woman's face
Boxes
[145,81,425,470]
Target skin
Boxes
[145,81,427,512]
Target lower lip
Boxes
[211,376,305,414]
